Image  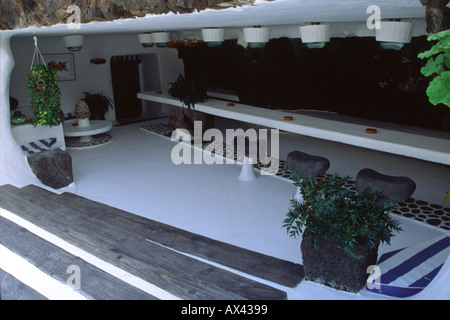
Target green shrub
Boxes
[283,173,402,262]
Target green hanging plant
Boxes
[25,64,62,127]
[417,1,450,108]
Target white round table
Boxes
[63,119,112,142]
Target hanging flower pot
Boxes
[152,32,170,47]
[26,37,62,127]
[63,35,84,52]
[26,64,62,127]
[138,33,154,47]
[299,23,331,49]
[202,28,225,47]
[243,26,270,48]
[376,20,414,50]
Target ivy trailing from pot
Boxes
[417,1,450,108]
[26,64,62,127]
[26,37,62,127]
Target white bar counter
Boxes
[137,91,450,165]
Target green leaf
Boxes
[426,71,450,107]
[445,191,450,203]
[445,52,450,69]
[418,43,444,59]
[427,29,450,43]
[421,54,445,76]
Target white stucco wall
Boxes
[0,32,40,187]
[1,30,183,189]
[9,33,182,121]
[0,0,427,189]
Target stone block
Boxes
[286,150,330,178]
[27,148,73,189]
[355,168,416,203]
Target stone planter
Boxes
[301,232,379,293]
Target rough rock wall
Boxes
[421,0,450,33]
[0,0,251,30]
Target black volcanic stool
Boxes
[355,168,416,203]
[286,150,330,179]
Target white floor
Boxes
[49,117,450,299]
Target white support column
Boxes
[0,32,38,186]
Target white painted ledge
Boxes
[11,123,66,151]
[137,91,450,165]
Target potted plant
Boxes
[283,173,402,293]
[168,73,207,110]
[83,92,114,120]
[25,64,62,127]
[75,99,91,127]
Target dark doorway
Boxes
[111,54,165,124]
[111,55,142,123]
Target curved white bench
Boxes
[11,123,66,151]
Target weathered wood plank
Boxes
[22,184,304,287]
[0,185,287,300]
[1,269,47,300]
[0,216,158,300]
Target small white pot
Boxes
[152,32,170,47]
[138,33,154,47]
[78,118,90,127]
[299,24,331,43]
[376,21,414,43]
[243,27,270,48]
[202,28,225,42]
[63,35,84,52]
[202,28,225,47]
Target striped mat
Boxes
[367,235,450,298]
[21,138,57,155]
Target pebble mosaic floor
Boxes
[141,123,450,231]
[65,133,112,149]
